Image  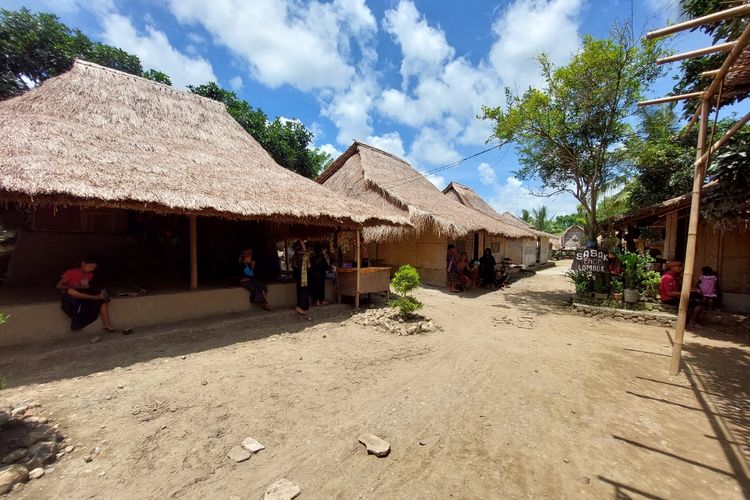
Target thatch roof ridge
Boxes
[0,60,409,229]
[320,142,531,239]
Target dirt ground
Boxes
[1,262,748,499]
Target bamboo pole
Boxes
[701,64,750,77]
[679,107,701,138]
[702,23,750,100]
[638,91,704,106]
[189,215,198,291]
[693,110,750,168]
[669,98,710,375]
[657,42,735,65]
[647,4,750,39]
[355,229,361,310]
[284,239,289,272]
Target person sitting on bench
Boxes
[57,256,116,331]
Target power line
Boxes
[381,141,507,189]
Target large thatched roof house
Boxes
[0,60,413,289]
[318,142,530,285]
[443,182,554,267]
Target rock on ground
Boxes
[358,434,390,457]
[0,464,29,494]
[263,478,301,500]
[28,468,44,480]
[227,446,251,463]
[241,437,265,454]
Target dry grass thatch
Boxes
[317,142,532,241]
[0,60,410,229]
[443,182,555,240]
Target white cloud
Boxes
[489,0,582,90]
[382,1,454,89]
[167,0,376,91]
[477,162,496,186]
[101,14,217,89]
[40,0,114,15]
[321,76,378,145]
[317,143,342,159]
[486,176,579,217]
[409,127,461,166]
[364,132,406,158]
[423,172,447,189]
[229,75,243,91]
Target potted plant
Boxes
[619,252,642,303]
[641,271,661,301]
[611,278,623,301]
[593,278,609,300]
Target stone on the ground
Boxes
[23,430,50,448]
[28,468,44,480]
[2,449,28,465]
[0,464,29,494]
[577,476,590,484]
[227,446,251,463]
[263,478,301,500]
[241,437,265,454]
[10,405,29,418]
[358,434,390,457]
[64,446,75,453]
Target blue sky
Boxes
[7,0,734,217]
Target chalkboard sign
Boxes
[570,249,609,273]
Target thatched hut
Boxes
[0,61,408,345]
[443,182,554,267]
[560,224,586,250]
[317,142,529,285]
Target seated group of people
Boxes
[659,260,719,324]
[58,244,334,333]
[446,245,512,292]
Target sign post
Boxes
[570,249,610,274]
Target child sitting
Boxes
[697,266,718,311]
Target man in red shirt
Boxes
[56,256,115,331]
[660,261,702,323]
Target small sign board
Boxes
[570,249,609,273]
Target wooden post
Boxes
[669,98,710,375]
[355,229,361,310]
[284,239,289,272]
[189,215,198,291]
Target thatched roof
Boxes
[442,182,555,239]
[608,182,719,227]
[318,142,531,240]
[0,60,409,229]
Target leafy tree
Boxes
[0,8,152,100]
[673,0,748,117]
[482,25,663,240]
[553,213,586,232]
[189,82,331,178]
[522,205,556,233]
[142,69,172,86]
[702,125,750,227]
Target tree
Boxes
[189,82,331,179]
[0,8,152,100]
[523,205,556,233]
[142,69,172,86]
[482,25,663,240]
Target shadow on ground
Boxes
[0,303,364,389]
[610,337,750,499]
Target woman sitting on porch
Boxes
[56,256,115,331]
[239,249,272,311]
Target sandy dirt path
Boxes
[1,262,748,499]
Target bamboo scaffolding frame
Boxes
[657,41,736,64]
[641,8,750,375]
[647,3,750,39]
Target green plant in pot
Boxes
[610,278,624,301]
[641,271,661,301]
[617,251,653,303]
[593,277,609,300]
[565,270,594,297]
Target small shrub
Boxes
[641,271,661,300]
[389,265,423,317]
[565,269,595,296]
[610,278,623,293]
